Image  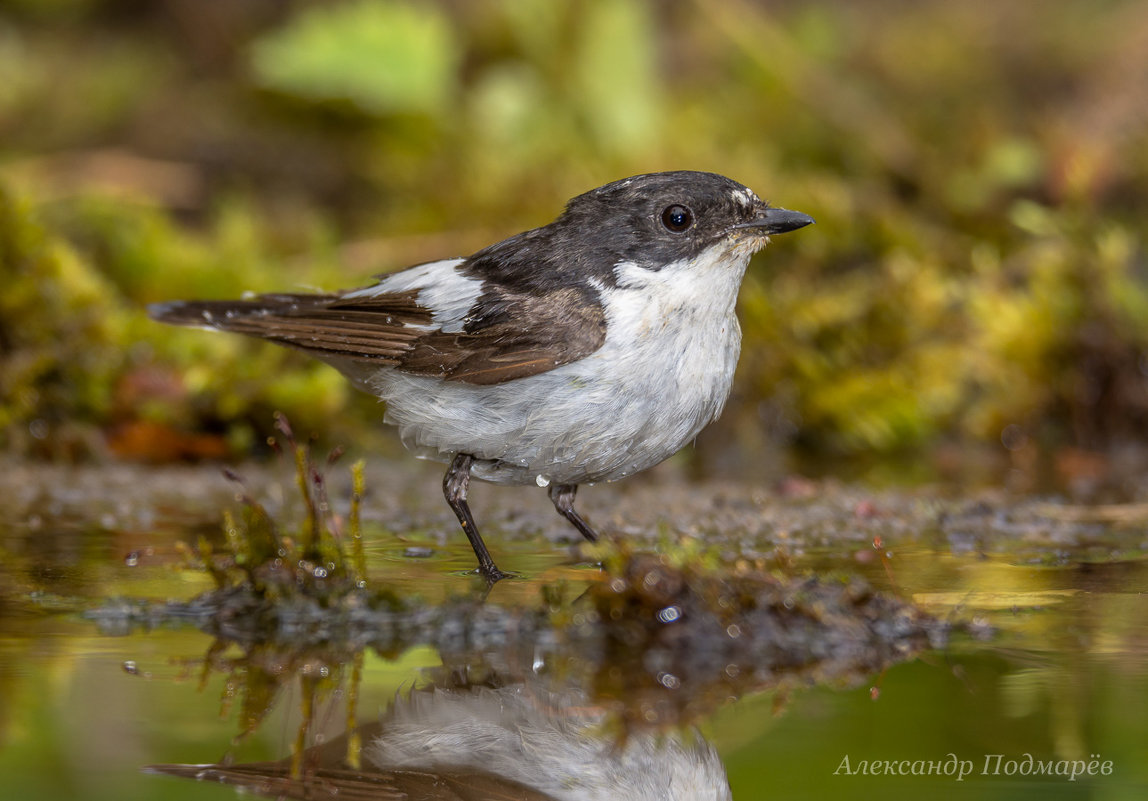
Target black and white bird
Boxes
[150,171,813,581]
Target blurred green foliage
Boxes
[250,1,460,116]
[0,188,123,451]
[0,0,1146,472]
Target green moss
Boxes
[0,187,124,450]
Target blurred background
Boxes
[2,0,1147,497]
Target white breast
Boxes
[369,242,753,486]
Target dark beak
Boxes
[736,206,815,235]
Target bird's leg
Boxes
[443,454,508,582]
[548,483,599,542]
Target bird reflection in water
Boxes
[148,671,732,801]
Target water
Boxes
[2,460,1146,800]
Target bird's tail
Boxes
[147,293,423,365]
[147,295,326,332]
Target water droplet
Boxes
[535,474,550,488]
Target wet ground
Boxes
[2,456,1147,799]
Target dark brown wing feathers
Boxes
[150,286,605,386]
[398,287,606,385]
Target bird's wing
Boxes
[392,284,606,385]
[149,265,606,386]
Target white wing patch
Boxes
[344,258,481,333]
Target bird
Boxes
[150,171,814,581]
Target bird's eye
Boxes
[661,204,693,233]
